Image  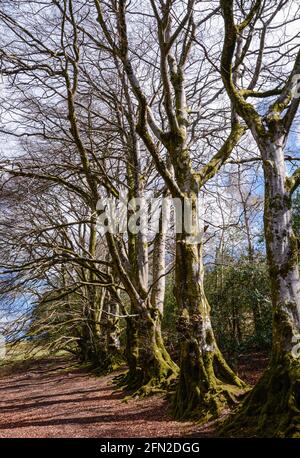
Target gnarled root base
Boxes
[114,356,179,398]
[95,353,124,375]
[172,341,247,422]
[115,321,179,397]
[220,356,300,437]
[79,352,124,376]
[173,382,246,423]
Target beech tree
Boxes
[88,0,247,420]
[0,0,247,419]
[0,172,123,367]
[220,0,300,437]
[1,0,300,436]
[0,0,178,392]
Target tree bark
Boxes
[118,300,178,394]
[136,305,179,394]
[219,0,300,436]
[172,190,245,420]
[222,139,300,437]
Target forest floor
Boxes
[0,352,268,438]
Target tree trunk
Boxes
[230,297,242,347]
[252,300,263,339]
[119,300,178,394]
[125,198,178,394]
[106,300,121,355]
[115,192,178,394]
[98,297,122,372]
[136,306,178,395]
[172,195,245,421]
[119,306,139,386]
[222,139,300,437]
[151,197,170,318]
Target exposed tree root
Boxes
[113,355,179,398]
[172,340,247,422]
[93,354,124,375]
[115,313,179,398]
[220,355,300,437]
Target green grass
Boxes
[0,341,69,376]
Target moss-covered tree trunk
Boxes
[119,299,178,394]
[172,190,245,421]
[120,307,139,387]
[106,299,121,355]
[98,296,123,372]
[222,140,300,437]
[115,177,178,393]
[134,305,178,394]
[219,0,300,436]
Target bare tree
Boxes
[90,0,246,419]
[220,0,300,437]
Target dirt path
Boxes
[0,353,268,438]
[0,358,213,438]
